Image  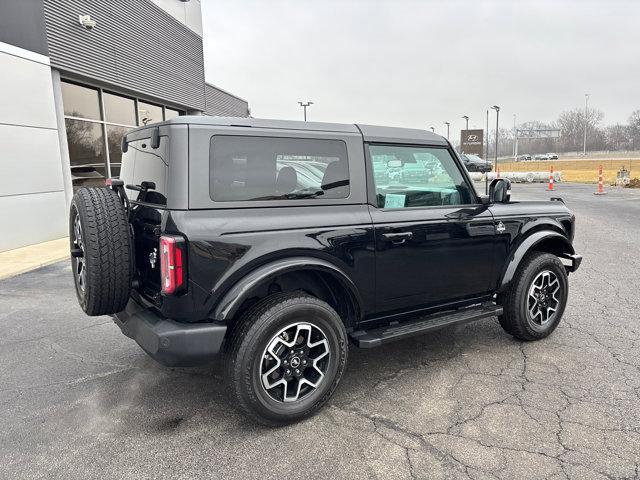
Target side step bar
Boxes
[350,303,503,348]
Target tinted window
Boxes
[61,81,101,120]
[209,136,349,202]
[119,137,169,205]
[138,102,163,125]
[104,92,136,125]
[368,145,474,208]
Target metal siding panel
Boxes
[204,84,249,117]
[42,0,205,110]
[0,0,49,55]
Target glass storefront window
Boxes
[65,119,107,189]
[138,101,163,125]
[61,79,184,186]
[104,92,136,126]
[106,125,130,178]
[165,107,181,120]
[61,82,102,120]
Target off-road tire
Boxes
[224,292,348,426]
[498,252,568,341]
[69,187,132,316]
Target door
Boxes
[367,144,497,314]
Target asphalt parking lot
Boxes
[1,182,639,480]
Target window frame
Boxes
[364,142,481,211]
[187,125,368,210]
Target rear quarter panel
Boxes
[166,206,376,321]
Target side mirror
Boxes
[489,178,511,203]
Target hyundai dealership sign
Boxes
[460,129,484,157]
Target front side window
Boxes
[368,145,474,208]
[209,136,349,202]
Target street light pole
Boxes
[462,115,469,130]
[485,109,489,194]
[444,121,450,139]
[513,114,517,158]
[491,105,500,174]
[583,94,589,156]
[298,101,313,121]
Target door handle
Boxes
[382,232,413,244]
[444,211,471,221]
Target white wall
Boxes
[0,42,67,252]
[151,0,202,36]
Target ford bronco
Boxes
[69,117,581,424]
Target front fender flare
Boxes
[212,257,363,322]
[498,231,575,292]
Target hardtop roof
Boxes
[133,116,448,145]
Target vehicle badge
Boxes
[496,221,506,234]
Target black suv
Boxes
[69,117,581,425]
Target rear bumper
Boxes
[112,299,227,367]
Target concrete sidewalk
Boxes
[0,238,69,280]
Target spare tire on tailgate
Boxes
[69,187,133,316]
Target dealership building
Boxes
[0,0,249,252]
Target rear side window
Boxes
[119,137,169,205]
[209,136,349,202]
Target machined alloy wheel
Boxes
[527,270,561,326]
[260,322,330,403]
[224,292,348,425]
[497,252,569,341]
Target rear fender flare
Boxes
[498,231,574,292]
[213,257,363,323]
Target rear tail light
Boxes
[160,235,187,295]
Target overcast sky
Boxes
[202,0,639,136]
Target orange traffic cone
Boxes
[547,166,554,191]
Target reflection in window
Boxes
[106,125,131,178]
[138,101,163,125]
[65,119,107,189]
[209,136,349,202]
[61,81,101,120]
[120,137,169,205]
[369,145,473,208]
[104,92,136,126]
[165,108,181,120]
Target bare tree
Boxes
[628,110,640,150]
[604,124,632,151]
[557,107,604,152]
